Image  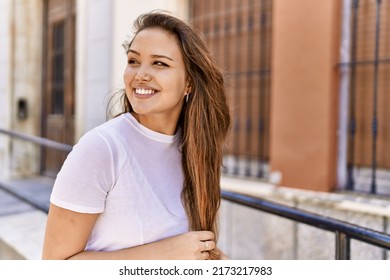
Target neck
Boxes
[131,112,178,135]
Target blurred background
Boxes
[0,0,389,260]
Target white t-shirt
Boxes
[50,113,189,252]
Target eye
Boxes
[127,58,139,65]
[153,61,169,67]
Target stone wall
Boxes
[0,0,11,181]
[3,0,43,179]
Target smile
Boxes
[135,88,158,95]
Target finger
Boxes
[204,241,209,251]
[194,231,215,241]
[202,240,216,251]
[200,251,209,260]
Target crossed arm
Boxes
[42,203,227,260]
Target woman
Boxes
[42,11,230,260]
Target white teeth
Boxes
[135,88,156,95]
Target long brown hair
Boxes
[117,11,230,259]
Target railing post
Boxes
[336,231,351,260]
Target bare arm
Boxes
[42,203,216,260]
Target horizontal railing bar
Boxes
[0,127,72,152]
[222,190,390,250]
[0,183,49,213]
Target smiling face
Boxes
[124,28,189,134]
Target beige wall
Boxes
[270,0,341,192]
[0,0,11,179]
[10,0,43,137]
[5,0,43,177]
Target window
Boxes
[191,0,273,178]
[51,21,65,115]
[341,0,390,195]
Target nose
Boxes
[135,66,152,82]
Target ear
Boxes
[186,81,192,94]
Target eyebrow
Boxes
[128,49,174,61]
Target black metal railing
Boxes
[0,127,73,152]
[222,190,390,260]
[0,127,72,213]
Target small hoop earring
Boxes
[185,94,190,103]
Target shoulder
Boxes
[53,116,130,194]
[78,114,130,149]
[70,114,136,173]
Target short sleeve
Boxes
[50,129,115,213]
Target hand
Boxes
[154,231,216,260]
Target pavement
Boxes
[0,176,54,259]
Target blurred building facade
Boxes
[0,0,389,259]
